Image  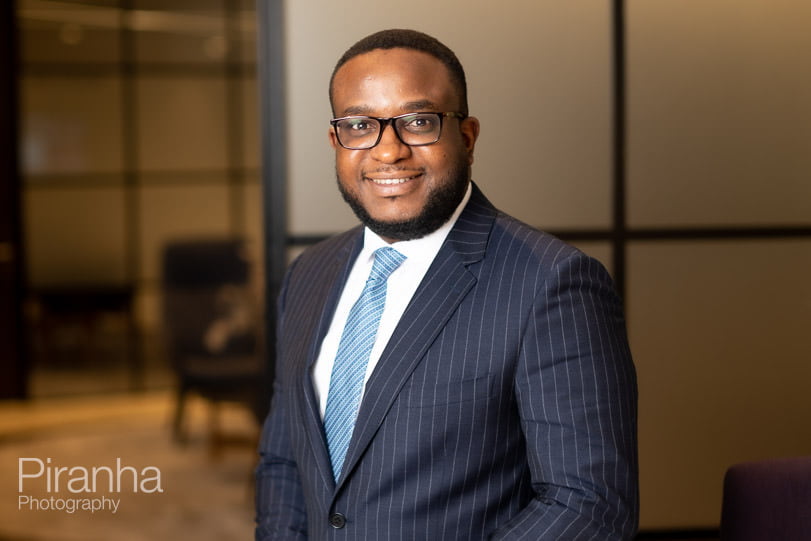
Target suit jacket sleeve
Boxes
[492,251,639,540]
[255,260,309,541]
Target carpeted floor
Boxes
[0,392,259,541]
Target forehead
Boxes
[331,48,458,115]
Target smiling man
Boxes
[329,45,477,242]
[256,29,639,540]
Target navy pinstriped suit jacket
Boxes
[256,185,638,540]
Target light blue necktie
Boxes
[324,246,406,481]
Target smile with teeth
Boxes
[368,173,421,185]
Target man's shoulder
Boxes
[462,183,582,264]
[489,209,583,267]
[455,184,590,271]
[481,212,616,296]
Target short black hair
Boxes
[329,29,469,116]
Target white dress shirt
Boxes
[312,183,472,419]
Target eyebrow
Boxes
[340,100,440,117]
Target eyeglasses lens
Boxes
[336,113,442,149]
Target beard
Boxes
[337,162,470,242]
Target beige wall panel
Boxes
[628,240,811,529]
[24,188,127,286]
[286,0,612,235]
[136,77,228,171]
[20,77,123,174]
[627,0,811,227]
[137,184,231,283]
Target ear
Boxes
[459,116,480,164]
[328,126,339,150]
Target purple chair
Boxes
[721,456,811,540]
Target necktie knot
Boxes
[368,246,406,283]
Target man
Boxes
[256,29,638,540]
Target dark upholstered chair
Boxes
[162,238,268,453]
[720,456,811,541]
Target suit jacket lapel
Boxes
[295,229,363,490]
[336,184,496,489]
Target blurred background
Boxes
[1,0,810,540]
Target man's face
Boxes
[329,48,479,242]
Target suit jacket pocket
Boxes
[406,373,496,408]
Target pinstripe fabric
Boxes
[323,247,406,481]
[256,184,639,540]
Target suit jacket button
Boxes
[329,513,346,529]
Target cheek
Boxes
[416,147,448,169]
[335,152,362,179]
[426,151,454,179]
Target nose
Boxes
[370,122,411,163]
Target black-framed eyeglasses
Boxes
[329,112,467,150]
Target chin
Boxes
[349,197,461,242]
[337,165,470,242]
[369,205,422,225]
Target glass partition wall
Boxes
[17,0,261,396]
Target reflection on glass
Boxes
[19,0,121,63]
[16,0,260,399]
[21,77,123,175]
[136,77,228,171]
